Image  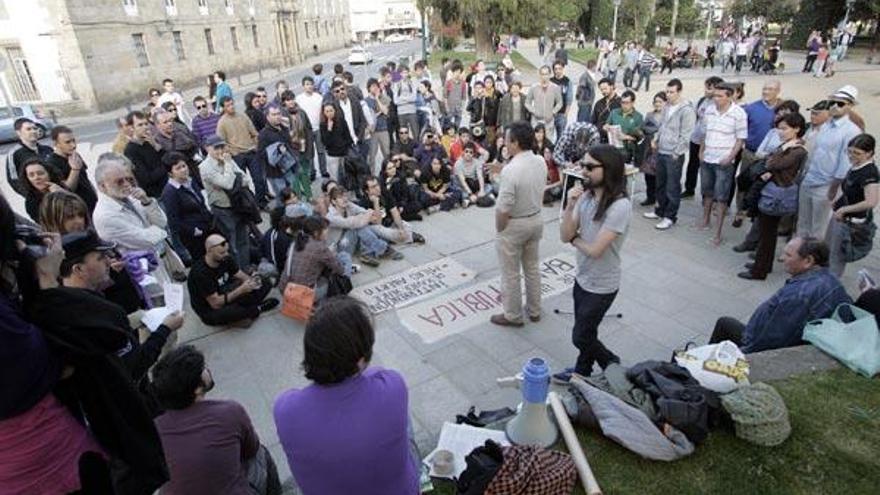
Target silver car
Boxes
[0,104,55,143]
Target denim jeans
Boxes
[339,226,389,258]
[553,113,568,143]
[654,153,683,222]
[572,282,619,375]
[700,161,735,202]
[576,103,593,123]
[634,68,651,92]
[212,206,251,268]
[233,151,268,204]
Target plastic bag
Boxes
[673,341,750,393]
[803,303,880,377]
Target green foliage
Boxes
[653,0,702,37]
[789,0,847,49]
[728,0,799,24]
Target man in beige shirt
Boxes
[199,134,254,268]
[492,121,548,327]
[216,95,269,207]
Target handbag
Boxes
[803,303,880,377]
[326,273,353,297]
[840,219,876,263]
[281,282,315,322]
[673,341,750,393]
[758,181,798,217]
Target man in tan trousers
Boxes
[491,121,548,327]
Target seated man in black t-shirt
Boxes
[419,158,461,212]
[359,176,425,246]
[188,234,279,327]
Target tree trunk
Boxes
[473,17,494,60]
[870,13,880,64]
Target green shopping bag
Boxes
[803,304,880,377]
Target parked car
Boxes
[384,33,407,43]
[347,46,373,65]
[0,104,55,143]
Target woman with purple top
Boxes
[273,296,420,495]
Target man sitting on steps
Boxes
[187,234,278,327]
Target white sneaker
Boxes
[462,199,470,208]
[351,263,362,274]
[428,205,441,214]
[643,211,660,220]
[655,218,674,230]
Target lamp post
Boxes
[421,7,428,61]
[705,1,714,41]
[612,0,622,41]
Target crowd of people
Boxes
[1,29,878,494]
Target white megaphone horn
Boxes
[497,357,558,447]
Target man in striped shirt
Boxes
[698,83,747,246]
[634,44,657,92]
[191,95,221,150]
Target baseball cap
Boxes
[62,230,117,264]
[204,134,226,147]
[807,100,831,112]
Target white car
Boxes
[384,33,407,43]
[347,46,373,65]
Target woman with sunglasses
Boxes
[555,144,631,383]
[827,133,878,276]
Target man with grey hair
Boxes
[92,152,171,283]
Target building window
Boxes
[163,0,176,16]
[251,24,259,48]
[247,0,255,16]
[205,28,215,55]
[224,0,233,15]
[4,47,40,101]
[198,0,208,15]
[131,33,150,67]
[172,31,186,60]
[0,1,9,20]
[122,0,137,16]
[230,26,239,52]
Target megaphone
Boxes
[501,357,558,447]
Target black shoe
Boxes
[412,232,426,244]
[258,298,280,313]
[639,198,656,207]
[737,271,765,281]
[321,173,330,179]
[732,243,756,253]
[680,191,695,199]
[748,251,756,260]
[744,262,755,270]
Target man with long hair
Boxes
[555,145,632,381]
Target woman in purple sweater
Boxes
[273,296,420,495]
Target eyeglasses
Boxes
[333,88,345,94]
[827,100,847,108]
[195,104,206,110]
[580,161,603,171]
[114,176,137,186]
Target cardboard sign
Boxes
[351,257,477,314]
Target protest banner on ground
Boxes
[350,257,477,314]
[399,251,578,343]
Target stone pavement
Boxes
[172,41,880,485]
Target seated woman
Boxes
[21,157,66,222]
[379,158,424,221]
[273,296,420,495]
[279,215,348,299]
[534,124,561,205]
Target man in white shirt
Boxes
[157,78,191,127]
[295,76,328,178]
[735,38,750,74]
[698,83,747,246]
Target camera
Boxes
[14,223,48,261]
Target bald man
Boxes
[187,233,279,327]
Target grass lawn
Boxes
[567,48,601,65]
[429,368,880,494]
[427,50,536,75]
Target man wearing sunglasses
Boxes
[188,233,278,327]
[797,85,862,239]
[191,95,221,150]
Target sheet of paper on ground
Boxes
[422,422,510,479]
[399,251,577,343]
[351,257,476,314]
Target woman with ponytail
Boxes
[278,215,346,298]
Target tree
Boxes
[420,0,585,58]
[654,0,701,39]
[789,0,847,49]
[728,0,798,25]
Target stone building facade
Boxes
[0,0,350,115]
